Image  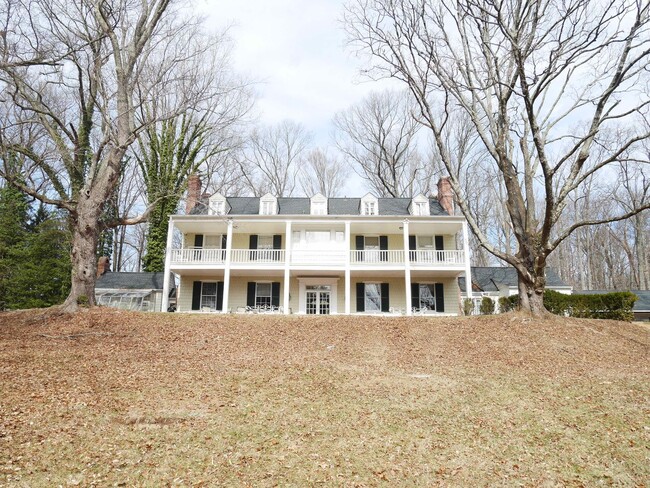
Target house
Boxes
[96,259,175,312]
[161,177,473,315]
[459,266,572,313]
[579,290,650,322]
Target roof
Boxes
[458,267,570,293]
[579,290,650,312]
[95,272,171,291]
[190,196,448,216]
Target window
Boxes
[255,283,272,307]
[418,236,434,249]
[364,236,379,250]
[261,200,274,215]
[335,231,344,243]
[209,200,225,215]
[418,284,436,310]
[306,231,331,244]
[415,202,428,216]
[363,201,377,215]
[311,201,327,215]
[365,283,382,312]
[257,235,273,249]
[204,235,222,249]
[201,282,218,310]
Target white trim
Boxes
[162,219,175,312]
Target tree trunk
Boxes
[517,272,547,317]
[60,201,103,311]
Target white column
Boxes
[283,220,292,314]
[222,219,234,313]
[462,221,473,299]
[345,220,351,314]
[162,218,175,312]
[403,219,412,316]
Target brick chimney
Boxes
[97,256,110,278]
[186,174,202,214]
[437,177,454,215]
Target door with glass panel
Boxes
[305,285,331,315]
[364,236,380,263]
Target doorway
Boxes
[305,285,331,315]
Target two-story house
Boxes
[161,177,473,315]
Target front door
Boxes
[305,285,331,315]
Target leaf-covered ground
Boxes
[0,309,648,486]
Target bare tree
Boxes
[299,148,349,197]
[334,90,434,197]
[345,0,650,315]
[0,0,223,310]
[238,120,311,196]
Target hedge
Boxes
[504,290,637,321]
[480,296,495,315]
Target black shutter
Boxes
[221,234,227,249]
[380,283,390,312]
[247,282,256,307]
[411,283,420,310]
[435,235,444,250]
[409,235,416,261]
[194,234,204,247]
[249,235,258,249]
[192,281,202,310]
[273,235,282,261]
[379,235,388,262]
[356,283,365,312]
[356,235,365,262]
[435,283,445,312]
[216,281,224,311]
[271,282,281,307]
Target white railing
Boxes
[231,249,285,264]
[291,249,346,265]
[409,249,465,266]
[350,250,404,264]
[170,248,226,264]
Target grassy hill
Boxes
[1,309,648,486]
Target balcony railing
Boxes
[170,248,226,264]
[169,248,466,267]
[410,249,465,265]
[291,249,346,265]
[350,250,404,264]
[231,249,285,264]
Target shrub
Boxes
[463,298,474,316]
[508,290,637,321]
[480,296,495,315]
[498,295,518,313]
[76,295,89,307]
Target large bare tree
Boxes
[334,89,436,197]
[0,0,221,310]
[345,0,650,315]
[299,148,350,197]
[238,120,311,196]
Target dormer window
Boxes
[360,193,378,216]
[310,193,328,215]
[208,193,227,215]
[259,193,277,215]
[410,194,430,216]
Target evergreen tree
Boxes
[0,184,30,309]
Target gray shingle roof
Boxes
[95,272,170,291]
[579,290,650,312]
[458,267,569,293]
[190,196,448,216]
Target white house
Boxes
[162,177,473,315]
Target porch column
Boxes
[345,220,351,314]
[462,221,473,299]
[284,220,292,314]
[222,219,234,313]
[162,218,175,312]
[403,219,412,316]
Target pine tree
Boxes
[0,184,30,309]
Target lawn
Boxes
[0,309,648,486]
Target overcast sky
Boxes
[199,0,397,148]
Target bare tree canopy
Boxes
[0,0,228,310]
[299,148,350,197]
[238,120,311,196]
[334,90,438,197]
[345,0,650,315]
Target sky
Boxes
[198,0,398,164]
